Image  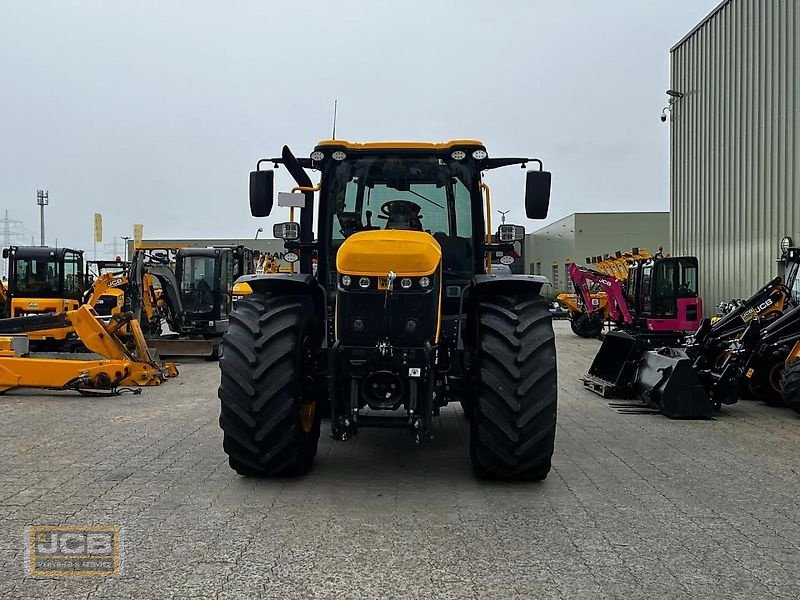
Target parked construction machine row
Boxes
[1,244,258,358]
[583,245,800,417]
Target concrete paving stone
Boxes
[2,324,800,598]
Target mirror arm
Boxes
[481,242,514,253]
[284,240,319,250]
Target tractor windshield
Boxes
[180,256,217,313]
[326,156,477,278]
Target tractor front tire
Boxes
[780,359,800,414]
[470,293,558,481]
[218,294,321,477]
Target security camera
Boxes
[660,106,670,122]
[660,112,667,122]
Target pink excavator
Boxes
[568,253,703,334]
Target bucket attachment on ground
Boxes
[583,330,686,396]
[634,348,713,418]
[583,330,714,418]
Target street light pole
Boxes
[36,190,48,246]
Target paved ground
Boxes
[1,321,799,599]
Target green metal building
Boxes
[670,0,799,310]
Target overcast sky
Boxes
[0,0,717,255]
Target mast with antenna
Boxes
[332,99,338,140]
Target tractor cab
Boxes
[625,255,702,331]
[3,246,84,317]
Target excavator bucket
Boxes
[634,348,713,418]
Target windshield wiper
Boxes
[406,189,444,210]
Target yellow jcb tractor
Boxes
[2,246,85,349]
[219,139,556,480]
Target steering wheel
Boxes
[378,200,423,231]
[379,200,422,219]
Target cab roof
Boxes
[314,139,485,152]
[7,246,83,259]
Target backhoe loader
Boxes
[0,305,177,394]
[219,139,556,480]
[583,245,800,417]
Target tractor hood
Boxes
[336,230,441,277]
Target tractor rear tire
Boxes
[218,294,321,477]
[747,352,786,406]
[780,359,800,414]
[470,293,557,481]
[570,313,602,338]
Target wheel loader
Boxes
[219,140,556,480]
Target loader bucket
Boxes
[583,331,696,398]
[584,331,650,396]
[633,348,713,418]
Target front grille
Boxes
[337,288,438,347]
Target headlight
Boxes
[341,275,351,287]
[400,277,412,289]
[471,149,487,160]
[419,276,430,288]
[310,150,325,161]
[359,277,370,289]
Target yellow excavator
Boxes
[2,246,86,349]
[0,304,177,394]
[84,259,164,336]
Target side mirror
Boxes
[525,170,551,219]
[2,249,8,259]
[273,222,300,240]
[249,170,275,217]
[497,224,525,242]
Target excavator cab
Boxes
[3,246,85,318]
[175,248,232,335]
[626,256,702,331]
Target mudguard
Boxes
[471,273,550,297]
[236,273,327,316]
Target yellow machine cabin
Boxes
[3,246,85,346]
